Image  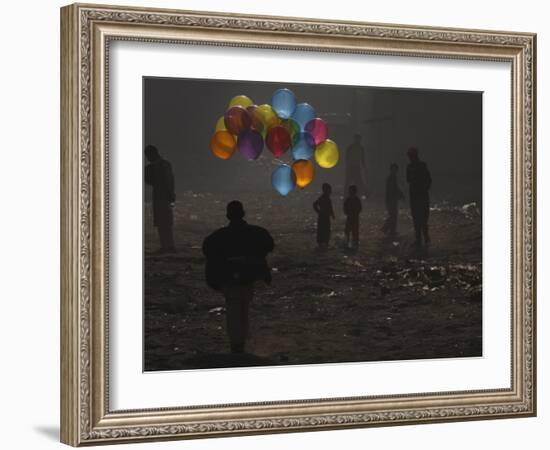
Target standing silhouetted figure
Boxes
[344,185,362,249]
[345,134,367,196]
[406,147,432,247]
[313,183,335,249]
[202,201,274,354]
[144,145,176,253]
[382,163,404,237]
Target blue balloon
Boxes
[291,132,315,160]
[271,88,296,120]
[271,164,296,196]
[291,102,316,130]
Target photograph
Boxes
[143,77,483,372]
[59,3,536,445]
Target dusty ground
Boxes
[144,191,482,371]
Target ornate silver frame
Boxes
[60,3,536,446]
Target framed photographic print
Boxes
[60,3,537,446]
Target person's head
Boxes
[145,145,160,162]
[407,146,419,162]
[226,200,245,222]
[354,133,362,144]
[390,163,399,174]
[322,183,332,195]
[348,185,358,196]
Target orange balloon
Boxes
[210,130,236,160]
[292,159,315,188]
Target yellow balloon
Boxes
[228,95,253,109]
[210,130,236,160]
[314,139,339,168]
[256,104,280,130]
[215,116,226,131]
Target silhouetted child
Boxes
[344,185,362,249]
[382,163,404,237]
[202,201,274,354]
[313,183,335,248]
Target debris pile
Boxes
[371,259,482,299]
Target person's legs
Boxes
[238,285,253,348]
[223,284,254,353]
[158,225,175,251]
[388,205,398,236]
[316,217,323,245]
[421,205,430,245]
[345,219,351,247]
[351,219,359,248]
[381,215,389,233]
[411,209,421,245]
[224,288,242,353]
[317,216,330,248]
[155,201,175,251]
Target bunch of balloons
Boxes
[210,88,340,196]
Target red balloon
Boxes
[266,125,291,157]
[224,105,251,136]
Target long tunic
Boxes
[406,160,432,223]
[145,158,175,227]
[313,194,334,244]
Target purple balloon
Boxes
[237,129,264,160]
[305,118,328,145]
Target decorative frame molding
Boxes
[60,3,536,446]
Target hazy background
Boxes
[144,77,482,206]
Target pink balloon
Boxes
[305,118,328,145]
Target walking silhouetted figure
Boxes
[406,147,432,247]
[344,185,362,249]
[144,145,176,253]
[313,183,335,249]
[202,201,274,354]
[382,163,404,237]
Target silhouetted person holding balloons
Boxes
[406,147,432,247]
[382,163,404,237]
[313,183,335,249]
[344,185,362,249]
[202,201,274,354]
[144,145,176,253]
